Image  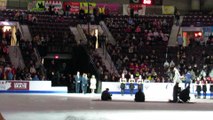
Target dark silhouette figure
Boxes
[134,89,145,102]
[179,86,190,102]
[101,88,112,101]
[169,83,181,103]
[196,80,201,98]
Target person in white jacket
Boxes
[170,67,182,102]
[90,75,97,94]
[137,75,143,91]
[173,67,181,84]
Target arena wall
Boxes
[5,0,213,12]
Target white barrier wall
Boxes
[102,82,211,100]
[0,80,67,93]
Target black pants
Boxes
[196,85,201,98]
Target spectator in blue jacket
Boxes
[185,71,192,88]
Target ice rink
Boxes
[1,93,213,120]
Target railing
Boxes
[76,24,99,77]
[99,21,116,45]
[102,46,119,77]
[33,47,47,79]
[9,46,25,69]
[81,45,102,93]
[16,22,24,39]
[77,24,87,45]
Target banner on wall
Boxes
[63,2,80,14]
[29,0,45,11]
[123,4,146,16]
[162,5,175,15]
[62,2,120,15]
[96,3,120,14]
[45,1,63,11]
[80,2,96,14]
[29,0,63,11]
[0,0,7,9]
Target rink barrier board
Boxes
[0,90,67,93]
[0,80,68,93]
[102,82,213,97]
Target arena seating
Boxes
[27,14,77,53]
[182,11,213,27]
[104,15,174,81]
[0,9,212,84]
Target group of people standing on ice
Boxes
[101,73,145,102]
[74,71,97,94]
[74,64,213,103]
[119,73,144,96]
[117,64,213,102]
[170,65,213,102]
[119,73,145,102]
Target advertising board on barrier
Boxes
[0,81,11,90]
[101,82,140,94]
[11,81,29,90]
[0,81,67,93]
[0,81,29,90]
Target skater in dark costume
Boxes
[101,88,112,101]
[209,78,213,99]
[169,82,181,103]
[179,85,190,102]
[135,88,145,102]
[196,78,201,99]
[202,77,207,99]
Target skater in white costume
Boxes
[90,75,97,94]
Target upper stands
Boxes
[0,8,212,84]
[104,15,174,81]
[182,11,213,27]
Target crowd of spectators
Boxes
[100,14,213,83]
[105,15,172,46]
[0,29,12,80]
[0,23,43,80]
[0,9,212,86]
[103,15,173,81]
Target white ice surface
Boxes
[1,93,213,120]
